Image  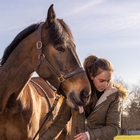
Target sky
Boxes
[0,0,140,85]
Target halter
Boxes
[36,23,85,93]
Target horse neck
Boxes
[0,30,38,112]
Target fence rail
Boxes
[114,135,140,140]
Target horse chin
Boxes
[66,92,84,111]
[66,99,79,111]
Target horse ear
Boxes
[45,4,56,26]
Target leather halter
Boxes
[36,23,85,92]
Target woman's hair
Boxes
[84,54,114,78]
[83,55,114,117]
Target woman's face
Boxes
[91,70,112,92]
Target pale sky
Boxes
[0,0,140,85]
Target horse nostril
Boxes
[80,89,90,103]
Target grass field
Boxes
[114,135,140,140]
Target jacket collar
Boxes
[95,86,118,107]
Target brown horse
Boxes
[0,4,91,140]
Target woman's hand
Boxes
[74,132,88,140]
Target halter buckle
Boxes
[38,54,45,60]
[58,75,65,82]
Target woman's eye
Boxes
[107,80,110,83]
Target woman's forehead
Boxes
[96,70,112,80]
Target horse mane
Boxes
[0,23,40,66]
[0,19,74,66]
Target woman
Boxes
[39,55,128,140]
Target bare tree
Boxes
[114,77,140,134]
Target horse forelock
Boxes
[0,23,40,66]
[59,19,74,42]
[48,19,74,46]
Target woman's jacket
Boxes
[39,83,128,140]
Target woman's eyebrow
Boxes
[99,78,111,81]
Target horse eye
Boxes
[56,47,65,52]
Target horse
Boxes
[0,4,91,140]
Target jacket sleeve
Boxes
[39,98,71,140]
[86,95,121,140]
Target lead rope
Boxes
[69,109,79,140]
[33,94,60,140]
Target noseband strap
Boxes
[63,67,84,79]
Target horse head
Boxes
[34,4,91,110]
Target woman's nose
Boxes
[103,81,108,87]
